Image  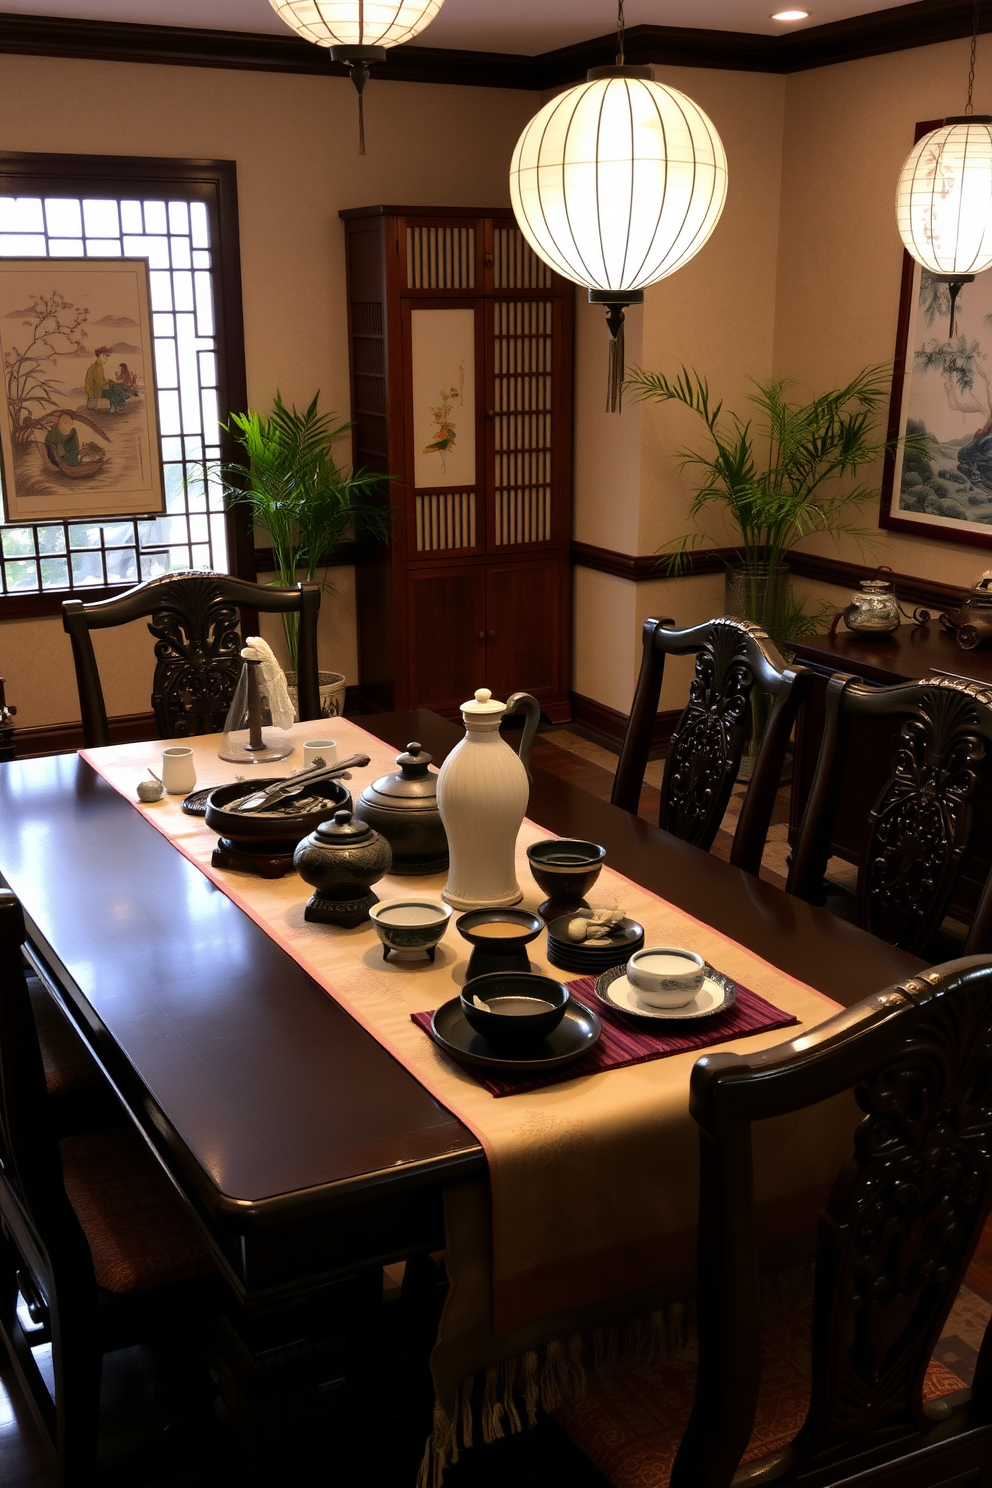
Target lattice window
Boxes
[493,301,553,546]
[406,225,476,290]
[415,491,477,552]
[492,227,553,290]
[0,191,228,596]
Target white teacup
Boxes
[161,746,196,796]
[627,947,706,1008]
[303,738,338,768]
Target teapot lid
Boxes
[363,742,437,804]
[313,809,374,844]
[460,687,506,716]
[859,578,893,592]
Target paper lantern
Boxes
[896,115,992,334]
[510,67,727,410]
[268,1,445,152]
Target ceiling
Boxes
[0,0,915,55]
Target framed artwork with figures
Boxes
[881,118,992,550]
[0,257,164,524]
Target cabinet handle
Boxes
[487,409,496,419]
[488,630,496,639]
[478,631,485,642]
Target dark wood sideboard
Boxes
[788,627,992,915]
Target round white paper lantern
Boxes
[267,1,444,50]
[510,70,727,293]
[897,116,992,277]
[510,68,727,409]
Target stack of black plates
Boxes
[546,914,644,975]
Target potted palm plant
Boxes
[625,363,903,647]
[217,392,391,718]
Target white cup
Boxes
[303,738,338,768]
[627,947,706,1008]
[161,746,197,796]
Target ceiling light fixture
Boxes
[771,10,809,20]
[508,0,728,412]
[895,0,992,334]
[268,1,445,154]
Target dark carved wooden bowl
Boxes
[204,777,352,878]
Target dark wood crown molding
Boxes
[0,0,988,88]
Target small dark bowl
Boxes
[456,908,544,952]
[526,839,607,920]
[460,972,569,1045]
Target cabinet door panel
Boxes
[485,559,560,701]
[407,568,486,711]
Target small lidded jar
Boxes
[354,742,448,875]
[843,572,901,633]
[293,809,393,927]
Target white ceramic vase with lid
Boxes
[436,688,540,909]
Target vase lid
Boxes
[363,742,438,806]
[460,688,506,716]
[313,809,374,844]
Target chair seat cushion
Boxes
[60,1126,214,1294]
[29,976,100,1096]
[554,1290,966,1488]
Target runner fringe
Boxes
[416,1264,814,1488]
[417,1299,691,1488]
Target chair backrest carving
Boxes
[790,674,992,955]
[613,616,811,875]
[672,957,992,1488]
[63,569,321,749]
[145,574,244,737]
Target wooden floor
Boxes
[2,724,989,1486]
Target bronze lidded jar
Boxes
[353,742,448,875]
[293,809,393,927]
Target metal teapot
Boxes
[940,571,992,650]
[830,566,929,637]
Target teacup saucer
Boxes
[594,963,737,1021]
[430,995,602,1073]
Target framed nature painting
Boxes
[0,257,164,523]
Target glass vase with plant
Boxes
[625,363,911,647]
[215,391,391,670]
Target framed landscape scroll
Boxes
[0,257,164,523]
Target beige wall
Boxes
[775,34,992,600]
[572,65,787,712]
[0,52,535,730]
[5,37,992,734]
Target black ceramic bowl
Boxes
[526,839,607,920]
[460,972,569,1044]
[205,777,352,854]
[455,908,544,953]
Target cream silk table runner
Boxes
[81,718,855,1478]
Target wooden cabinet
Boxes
[340,205,574,719]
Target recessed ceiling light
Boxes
[771,8,810,18]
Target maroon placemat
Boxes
[411,974,800,1097]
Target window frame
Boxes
[0,150,252,618]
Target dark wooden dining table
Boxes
[0,709,925,1481]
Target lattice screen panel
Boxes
[0,193,225,595]
[406,226,476,290]
[415,491,477,552]
[492,227,553,290]
[493,301,553,547]
[351,301,388,473]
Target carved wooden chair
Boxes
[612,617,812,875]
[0,889,222,1485]
[788,673,992,956]
[557,955,992,1487]
[62,569,321,749]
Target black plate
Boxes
[547,914,644,949]
[430,995,601,1074]
[180,787,214,815]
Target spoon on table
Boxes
[233,753,370,813]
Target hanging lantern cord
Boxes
[967,0,980,113]
[330,45,387,156]
[616,0,626,66]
